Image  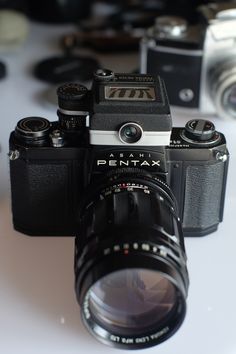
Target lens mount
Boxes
[75,172,188,349]
[119,122,143,144]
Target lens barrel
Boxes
[75,170,189,349]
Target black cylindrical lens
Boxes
[75,171,189,349]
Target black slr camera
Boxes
[9,70,228,349]
[141,2,236,120]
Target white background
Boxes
[0,23,236,354]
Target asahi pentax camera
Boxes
[9,70,228,349]
[141,2,236,120]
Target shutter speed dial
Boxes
[185,119,215,141]
[181,119,221,146]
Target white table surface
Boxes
[0,23,236,354]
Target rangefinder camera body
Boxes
[9,70,228,349]
[141,2,236,120]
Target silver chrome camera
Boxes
[141,2,236,120]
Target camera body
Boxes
[9,70,228,238]
[141,2,236,119]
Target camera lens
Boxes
[75,171,188,349]
[222,83,236,116]
[119,123,143,144]
[88,269,177,335]
[209,59,236,119]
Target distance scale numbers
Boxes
[102,183,151,197]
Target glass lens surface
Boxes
[89,268,177,335]
[119,123,142,143]
[124,126,138,138]
[223,84,236,117]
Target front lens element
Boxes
[222,83,236,118]
[89,269,177,336]
[209,59,236,119]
